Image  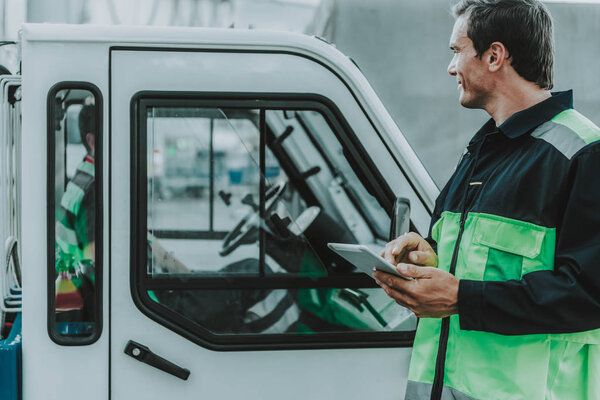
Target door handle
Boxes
[124,340,190,381]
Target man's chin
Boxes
[459,96,479,109]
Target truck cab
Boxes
[0,23,438,400]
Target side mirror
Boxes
[389,197,410,241]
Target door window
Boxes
[133,94,416,349]
[48,83,103,345]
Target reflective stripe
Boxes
[405,381,478,400]
[56,230,80,256]
[260,299,300,334]
[552,109,600,145]
[531,121,588,160]
[245,290,300,333]
[55,220,78,246]
[60,182,85,215]
[55,236,80,257]
[246,289,288,318]
[76,160,95,176]
[60,159,94,215]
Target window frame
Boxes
[131,91,415,350]
[47,81,104,346]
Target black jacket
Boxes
[429,90,600,335]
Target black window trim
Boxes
[47,81,104,346]
[131,91,415,351]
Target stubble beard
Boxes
[459,88,487,110]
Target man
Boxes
[56,104,96,263]
[374,1,600,399]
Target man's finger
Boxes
[383,245,392,264]
[408,250,438,267]
[390,233,423,258]
[384,237,409,265]
[384,243,399,265]
[397,263,434,279]
[389,235,410,256]
[373,270,414,291]
[391,245,407,265]
[375,279,414,308]
[381,243,392,257]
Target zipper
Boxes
[430,136,487,400]
[430,215,466,399]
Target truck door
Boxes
[110,36,431,399]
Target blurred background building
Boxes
[1,0,599,186]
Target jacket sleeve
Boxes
[458,145,600,335]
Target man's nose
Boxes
[448,57,457,76]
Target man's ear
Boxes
[86,133,95,153]
[487,41,509,72]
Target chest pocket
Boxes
[472,215,554,281]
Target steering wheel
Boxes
[219,181,288,257]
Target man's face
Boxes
[447,15,491,109]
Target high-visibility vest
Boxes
[406,212,600,399]
[55,158,94,265]
[406,109,600,400]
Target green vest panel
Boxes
[407,212,600,400]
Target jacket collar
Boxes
[498,90,573,139]
[468,90,573,148]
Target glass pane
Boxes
[213,117,260,231]
[145,107,394,278]
[148,109,211,230]
[52,88,99,340]
[262,109,391,274]
[270,110,390,242]
[146,107,345,278]
[150,287,416,335]
[147,107,261,276]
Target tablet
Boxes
[327,243,411,280]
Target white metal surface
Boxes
[0,76,22,336]
[110,45,415,400]
[20,36,109,400]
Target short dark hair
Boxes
[78,105,95,154]
[453,0,554,89]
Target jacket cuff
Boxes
[458,279,484,331]
[425,237,437,254]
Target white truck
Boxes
[0,23,438,400]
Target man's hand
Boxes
[381,232,437,267]
[373,264,459,318]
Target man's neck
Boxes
[485,81,551,126]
